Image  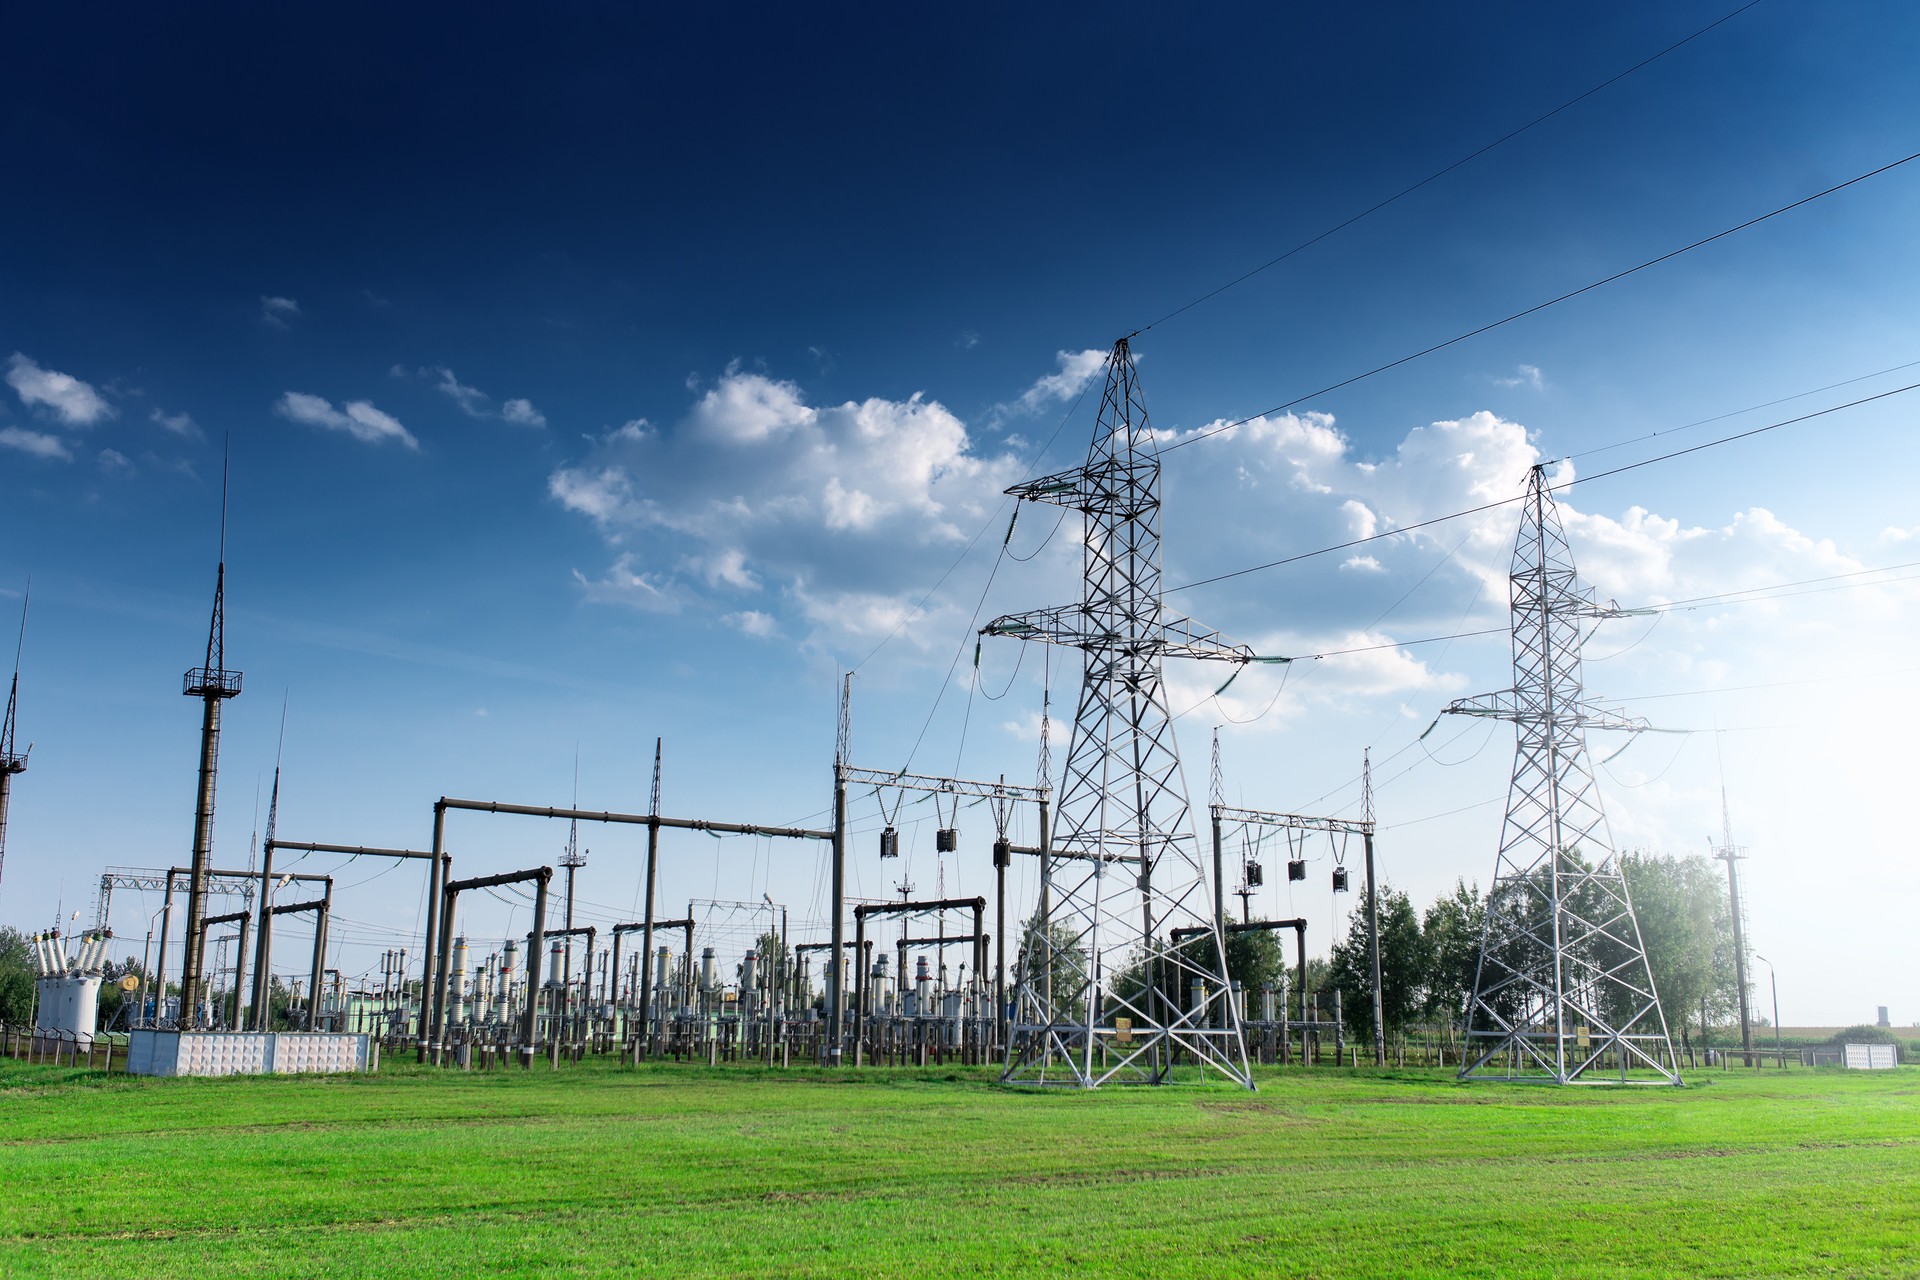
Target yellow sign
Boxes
[1575,1025,1590,1050]
[1114,1017,1132,1044]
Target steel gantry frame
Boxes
[1443,465,1679,1085]
[1209,798,1384,1065]
[415,765,835,1063]
[982,338,1255,1089]
[841,765,1048,1051]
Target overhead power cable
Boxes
[1241,558,1920,663]
[1127,0,1765,337]
[1167,379,1920,593]
[1156,147,1920,457]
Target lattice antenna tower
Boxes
[179,447,244,1029]
[1,579,31,897]
[1443,464,1678,1084]
[983,338,1254,1089]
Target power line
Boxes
[1257,558,1920,662]
[1550,355,1920,466]
[1127,1,1765,337]
[1168,379,1920,593]
[1155,147,1920,457]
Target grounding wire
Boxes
[1169,379,1920,594]
[1125,1,1765,338]
[1154,148,1920,459]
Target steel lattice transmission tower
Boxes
[0,582,30,899]
[178,458,244,1029]
[1443,465,1678,1084]
[983,338,1254,1089]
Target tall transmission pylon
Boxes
[1713,783,1754,1067]
[984,338,1254,1089]
[1443,464,1678,1085]
[179,453,244,1029]
[0,580,31,899]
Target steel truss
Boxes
[1444,465,1679,1085]
[983,339,1253,1089]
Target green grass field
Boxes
[2,1057,1915,1278]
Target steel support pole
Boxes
[1211,806,1227,971]
[431,888,457,1063]
[418,804,446,1059]
[231,914,250,1030]
[308,879,332,1032]
[637,817,660,1057]
[153,877,176,1025]
[853,912,868,1065]
[1364,830,1385,1066]
[1725,852,1753,1068]
[250,840,275,1029]
[827,763,847,1065]
[994,843,1008,1049]
[522,873,550,1068]
[179,693,223,1029]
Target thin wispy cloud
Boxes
[275,391,419,449]
[259,295,302,329]
[0,425,72,461]
[6,352,116,426]
[1494,363,1545,390]
[150,407,205,440]
[399,365,547,428]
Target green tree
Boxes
[1421,879,1485,1024]
[0,926,35,1024]
[1620,851,1735,1035]
[1329,884,1430,1041]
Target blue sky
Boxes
[3,3,1917,1023]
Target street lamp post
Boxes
[1754,953,1783,1066]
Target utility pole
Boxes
[0,581,31,899]
[635,739,662,1060]
[828,675,849,1065]
[1755,952,1782,1066]
[1715,785,1754,1068]
[180,454,244,1030]
[1362,750,1385,1068]
[560,770,586,999]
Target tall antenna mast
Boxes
[179,442,244,1029]
[1442,465,1677,1085]
[0,578,32,897]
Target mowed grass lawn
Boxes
[1,1058,1915,1278]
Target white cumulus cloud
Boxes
[275,391,418,450]
[6,353,116,426]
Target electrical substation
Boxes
[0,333,1712,1090]
[7,337,1713,1089]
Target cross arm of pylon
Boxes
[1440,689,1652,733]
[1006,456,1159,518]
[981,606,1255,663]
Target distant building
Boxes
[1878,1006,1891,1028]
